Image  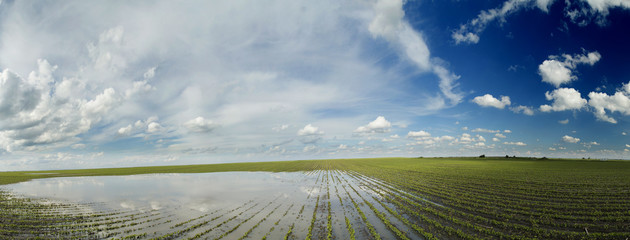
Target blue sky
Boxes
[1,0,630,170]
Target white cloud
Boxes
[456,133,487,145]
[143,67,156,79]
[338,144,347,150]
[407,130,431,138]
[369,0,463,105]
[184,117,218,133]
[471,128,500,133]
[492,137,500,142]
[453,1,630,45]
[452,32,480,44]
[536,0,555,12]
[436,135,455,141]
[582,0,630,13]
[538,60,573,87]
[146,122,162,133]
[452,0,550,45]
[538,51,601,87]
[472,94,511,109]
[510,105,534,115]
[298,124,324,136]
[626,144,630,148]
[495,133,506,138]
[459,133,473,143]
[81,88,122,122]
[558,119,569,124]
[118,125,133,136]
[539,88,587,112]
[504,130,512,133]
[562,135,580,143]
[354,116,392,134]
[368,0,405,41]
[549,147,556,151]
[116,116,161,136]
[0,61,130,152]
[504,141,527,146]
[588,86,630,124]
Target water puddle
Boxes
[4,172,313,212]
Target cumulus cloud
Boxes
[117,116,161,136]
[354,116,392,134]
[510,105,534,115]
[0,70,41,119]
[146,122,162,133]
[457,133,486,144]
[562,135,580,143]
[504,141,526,146]
[452,0,554,45]
[117,125,133,136]
[298,124,324,136]
[184,117,218,133]
[588,85,630,123]
[492,137,501,142]
[82,88,121,120]
[495,133,506,138]
[538,51,601,87]
[407,130,431,138]
[472,94,511,109]
[558,119,569,124]
[369,0,463,105]
[0,60,130,152]
[539,88,587,112]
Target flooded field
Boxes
[2,170,417,239]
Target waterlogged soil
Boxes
[2,170,419,239]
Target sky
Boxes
[1,0,630,170]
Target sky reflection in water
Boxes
[5,172,315,212]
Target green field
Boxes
[1,157,630,239]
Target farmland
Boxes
[1,157,630,239]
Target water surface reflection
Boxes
[5,171,314,212]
